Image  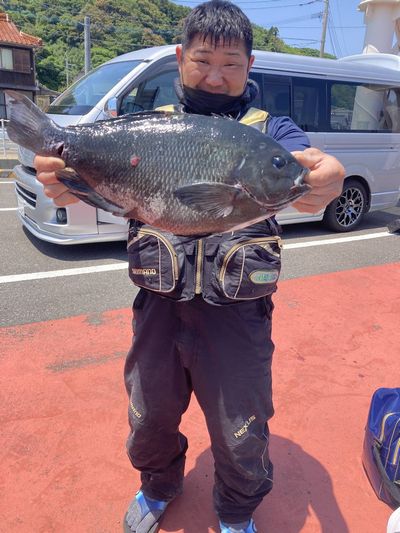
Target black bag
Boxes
[127,219,282,305]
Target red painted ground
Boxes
[1,262,400,533]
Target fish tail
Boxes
[5,90,62,156]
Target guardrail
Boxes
[1,119,18,157]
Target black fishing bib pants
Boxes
[124,290,275,524]
[122,105,311,524]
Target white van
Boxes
[14,45,400,244]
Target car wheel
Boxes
[323,179,368,232]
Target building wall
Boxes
[0,45,36,88]
[0,45,37,118]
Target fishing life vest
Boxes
[127,106,282,305]
[156,104,270,132]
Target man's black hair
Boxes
[181,0,253,58]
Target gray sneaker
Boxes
[219,518,257,532]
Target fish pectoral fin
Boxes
[55,168,127,216]
[174,183,240,218]
[55,168,91,194]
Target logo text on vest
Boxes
[131,268,157,276]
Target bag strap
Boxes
[373,441,400,506]
[239,107,270,133]
[155,104,181,113]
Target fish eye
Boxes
[271,155,287,169]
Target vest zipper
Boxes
[195,238,204,294]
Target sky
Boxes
[172,0,368,58]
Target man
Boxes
[35,2,345,531]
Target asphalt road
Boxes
[1,177,399,327]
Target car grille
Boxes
[21,164,37,176]
[15,182,37,208]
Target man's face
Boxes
[176,35,255,97]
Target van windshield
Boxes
[48,60,141,115]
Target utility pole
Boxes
[84,16,91,74]
[65,54,69,86]
[319,0,329,57]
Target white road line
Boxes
[0,207,18,211]
[0,262,128,284]
[283,231,395,249]
[0,180,14,184]
[0,230,396,285]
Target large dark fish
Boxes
[6,90,311,235]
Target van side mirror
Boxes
[104,97,118,118]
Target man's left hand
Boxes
[291,147,345,213]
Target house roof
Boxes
[0,12,42,47]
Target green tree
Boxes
[1,0,334,92]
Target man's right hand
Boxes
[34,155,79,206]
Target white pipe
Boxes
[359,0,400,53]
[354,1,400,130]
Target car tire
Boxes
[323,178,368,232]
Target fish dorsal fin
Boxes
[83,110,177,129]
[124,110,175,119]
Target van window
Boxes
[120,69,264,115]
[49,60,141,115]
[329,81,400,132]
[248,71,262,109]
[120,70,179,114]
[382,88,400,132]
[261,74,290,117]
[293,78,324,132]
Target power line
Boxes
[273,25,364,28]
[175,0,321,5]
[331,0,348,55]
[261,13,322,25]
[280,37,319,41]
[330,14,344,56]
[236,0,319,2]
[236,0,322,3]
[323,6,345,57]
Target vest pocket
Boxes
[127,226,196,300]
[128,227,179,293]
[203,234,282,304]
[219,237,282,300]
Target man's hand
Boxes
[34,155,79,206]
[292,147,345,213]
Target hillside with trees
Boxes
[1,0,332,92]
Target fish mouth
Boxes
[280,167,312,207]
[243,167,311,211]
[264,185,310,211]
[293,166,310,188]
